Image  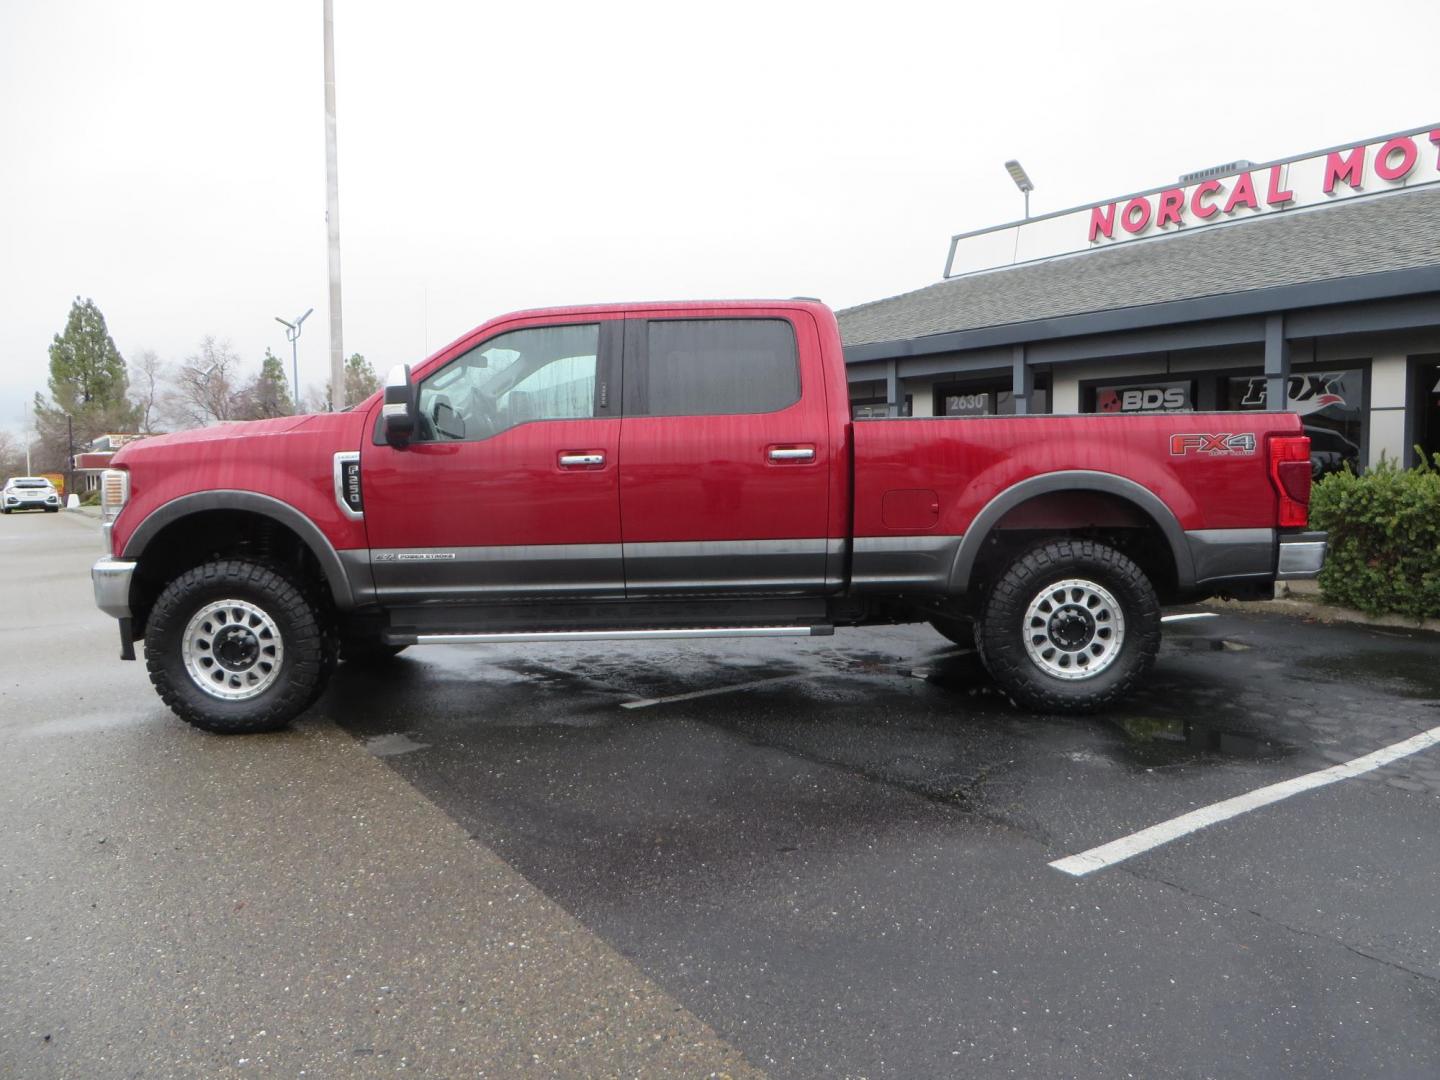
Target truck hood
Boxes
[113,412,360,464]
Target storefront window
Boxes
[1415,359,1440,465]
[1227,370,1364,477]
[849,379,911,419]
[936,383,1048,416]
[1091,380,1194,414]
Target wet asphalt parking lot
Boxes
[4,509,1440,1078]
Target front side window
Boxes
[416,323,599,441]
[633,318,799,417]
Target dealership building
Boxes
[839,124,1440,474]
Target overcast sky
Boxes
[1,0,1436,435]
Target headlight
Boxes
[100,468,130,524]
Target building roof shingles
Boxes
[837,186,1440,349]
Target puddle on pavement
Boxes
[363,732,431,757]
[1111,714,1288,762]
[1167,636,1253,653]
[1296,649,1440,699]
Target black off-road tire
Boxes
[339,635,409,664]
[977,539,1160,714]
[144,559,331,734]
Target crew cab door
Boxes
[361,316,623,603]
[618,311,832,595]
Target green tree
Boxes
[33,298,141,471]
[343,352,380,408]
[241,348,295,419]
[323,352,381,410]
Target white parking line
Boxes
[1050,723,1440,876]
[621,673,805,709]
[1161,612,1219,623]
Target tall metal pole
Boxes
[323,0,345,413]
[65,413,74,500]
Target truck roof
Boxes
[497,298,831,320]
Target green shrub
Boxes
[1309,452,1440,621]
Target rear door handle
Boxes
[559,452,605,468]
[768,446,816,462]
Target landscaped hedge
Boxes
[1309,453,1440,621]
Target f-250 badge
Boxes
[1169,433,1257,456]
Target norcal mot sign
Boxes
[944,125,1440,278]
[1087,129,1440,244]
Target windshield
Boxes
[9,479,51,489]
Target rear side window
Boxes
[631,318,800,417]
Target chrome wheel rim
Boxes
[1022,577,1125,681]
[181,598,285,701]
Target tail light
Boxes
[100,468,130,524]
[1268,435,1311,528]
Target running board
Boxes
[388,625,834,646]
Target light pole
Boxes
[65,413,74,501]
[323,0,345,414]
[1005,159,1035,219]
[275,308,314,412]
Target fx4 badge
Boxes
[1169,433,1257,456]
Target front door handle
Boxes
[559,452,606,468]
[768,446,816,462]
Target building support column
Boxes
[886,360,900,417]
[1012,344,1032,415]
[1264,314,1290,411]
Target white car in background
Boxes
[2,477,62,513]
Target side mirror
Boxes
[382,364,417,446]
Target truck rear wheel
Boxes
[144,559,331,734]
[977,539,1160,714]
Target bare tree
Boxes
[162,338,247,429]
[299,383,332,414]
[0,431,25,479]
[129,349,165,434]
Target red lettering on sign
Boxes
[1375,136,1417,181]
[1121,197,1151,234]
[1191,179,1222,219]
[1324,146,1365,193]
[1223,171,1259,214]
[1089,203,1117,242]
[1265,165,1294,206]
[1156,188,1185,228]
[1431,129,1440,168]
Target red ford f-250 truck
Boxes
[91,300,1325,733]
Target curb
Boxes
[1202,595,1440,636]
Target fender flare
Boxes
[121,490,359,610]
[947,471,1195,593]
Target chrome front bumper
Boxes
[1276,531,1327,580]
[93,556,137,619]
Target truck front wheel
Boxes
[144,559,331,734]
[977,539,1160,714]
